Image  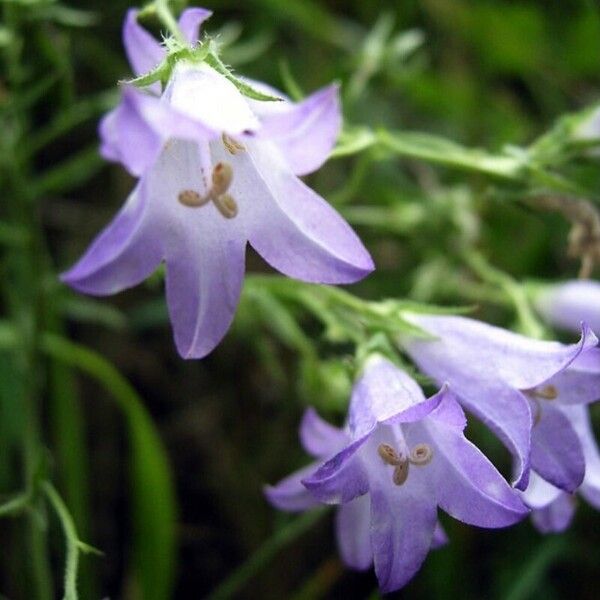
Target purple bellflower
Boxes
[522,404,600,533]
[400,314,600,493]
[266,356,528,593]
[533,280,600,335]
[61,8,374,358]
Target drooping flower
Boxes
[61,8,374,359]
[266,356,528,593]
[533,280,600,336]
[522,404,600,533]
[399,314,600,492]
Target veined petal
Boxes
[302,438,369,504]
[406,395,529,528]
[143,140,247,359]
[300,408,348,459]
[534,280,600,335]
[530,404,585,493]
[348,356,444,439]
[123,9,164,77]
[336,495,372,570]
[165,229,246,359]
[414,374,532,490]
[369,464,437,593]
[403,314,598,391]
[166,62,260,136]
[100,87,212,177]
[178,7,212,44]
[258,84,341,176]
[60,184,162,295]
[233,140,373,283]
[265,463,322,512]
[531,493,576,534]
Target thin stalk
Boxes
[154,0,186,43]
[42,482,81,600]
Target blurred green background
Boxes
[1,0,600,598]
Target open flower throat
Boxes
[377,441,433,486]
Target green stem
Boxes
[154,0,186,43]
[42,482,80,600]
[463,251,546,339]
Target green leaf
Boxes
[37,334,177,600]
[331,125,377,158]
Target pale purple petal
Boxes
[521,470,562,510]
[348,356,445,439]
[302,438,369,504]
[299,408,347,459]
[405,395,529,527]
[369,465,437,593]
[178,7,212,44]
[403,314,598,391]
[431,522,448,549]
[429,378,532,490]
[335,494,372,570]
[531,493,576,534]
[235,140,374,283]
[544,366,600,406]
[565,406,600,509]
[123,9,164,77]
[99,87,213,177]
[265,463,321,512]
[166,62,260,136]
[258,84,341,176]
[530,404,584,492]
[99,89,163,177]
[143,140,247,359]
[60,184,162,295]
[534,280,600,335]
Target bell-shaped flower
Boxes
[522,405,600,533]
[266,356,528,593]
[399,314,600,492]
[533,280,600,335]
[61,8,374,358]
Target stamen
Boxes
[214,194,238,219]
[212,162,234,195]
[178,189,210,208]
[393,461,409,486]
[378,443,402,466]
[409,443,433,466]
[222,133,246,155]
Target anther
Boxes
[535,385,558,400]
[212,162,234,195]
[178,189,210,208]
[214,194,238,219]
[409,443,433,466]
[222,133,246,155]
[393,461,409,485]
[378,443,402,466]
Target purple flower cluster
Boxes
[61,8,373,359]
[60,6,600,594]
[268,314,600,591]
